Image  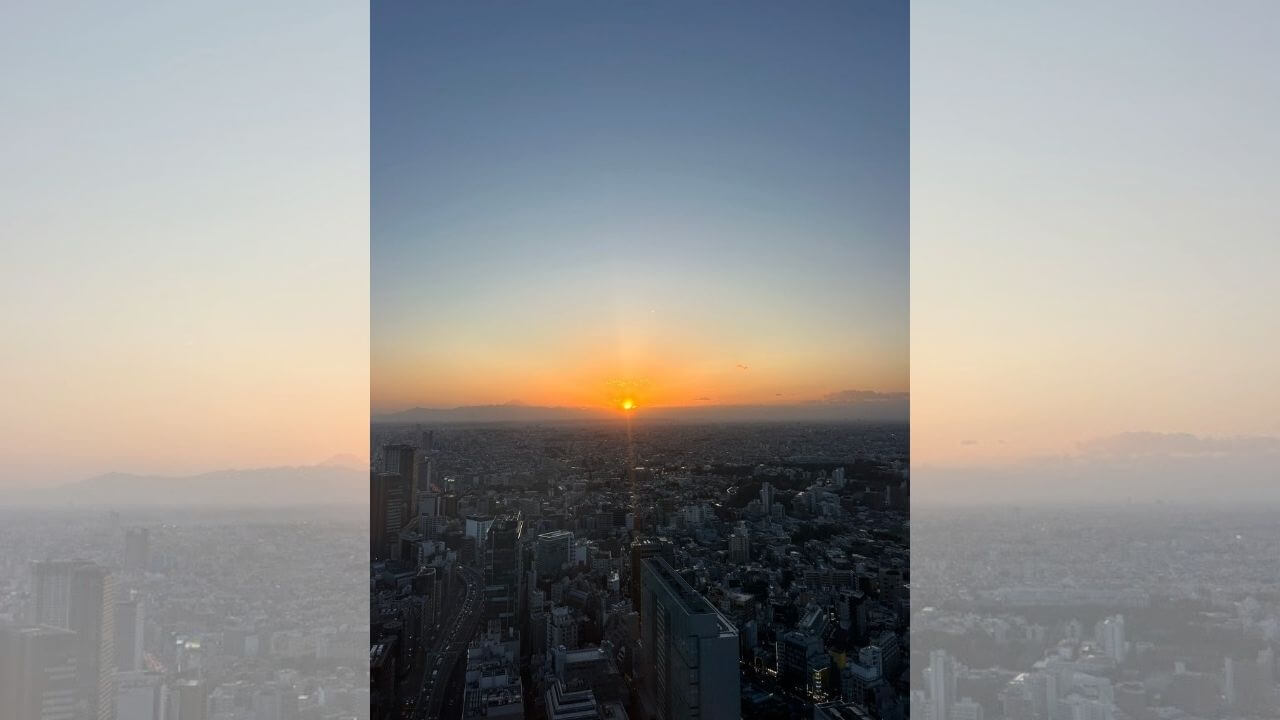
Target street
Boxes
[415,564,484,720]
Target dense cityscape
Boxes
[913,505,1280,720]
[0,506,368,720]
[370,420,909,720]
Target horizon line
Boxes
[372,395,911,415]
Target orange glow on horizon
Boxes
[373,364,909,413]
[373,333,908,413]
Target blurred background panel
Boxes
[1,3,369,720]
[1,1,368,487]
[913,2,1280,719]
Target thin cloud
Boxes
[816,389,910,404]
[918,432,1280,506]
[1075,432,1280,458]
[736,364,750,371]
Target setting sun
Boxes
[621,399,636,411]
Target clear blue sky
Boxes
[372,2,909,410]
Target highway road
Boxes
[415,564,485,720]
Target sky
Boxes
[913,1,1280,469]
[372,2,909,414]
[1,2,369,487]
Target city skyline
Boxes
[371,392,910,423]
[11,2,1280,720]
[372,2,908,414]
[371,4,910,719]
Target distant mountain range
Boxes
[374,404,611,423]
[9,465,367,507]
[915,432,1280,506]
[373,396,908,425]
[317,453,368,471]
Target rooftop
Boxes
[642,557,737,638]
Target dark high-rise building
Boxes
[441,493,459,518]
[639,557,739,720]
[926,649,956,720]
[777,630,822,696]
[382,444,420,518]
[114,592,144,672]
[30,561,76,628]
[30,560,117,720]
[415,566,442,632]
[382,443,418,477]
[759,482,775,515]
[728,523,750,564]
[417,491,440,520]
[416,455,434,494]
[484,514,522,635]
[71,566,116,720]
[370,638,397,720]
[629,537,675,616]
[0,624,79,720]
[536,530,573,580]
[170,679,208,720]
[840,590,868,644]
[371,471,408,562]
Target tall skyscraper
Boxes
[759,482,774,515]
[382,443,418,477]
[0,624,79,720]
[484,514,522,634]
[416,455,434,493]
[777,630,822,696]
[30,560,117,720]
[417,491,441,520]
[927,649,955,720]
[639,557,739,720]
[383,444,420,518]
[371,471,408,561]
[839,590,869,644]
[114,592,144,672]
[30,560,77,628]
[71,566,117,720]
[168,680,207,720]
[728,523,750,564]
[1096,614,1127,664]
[535,530,573,579]
[629,537,675,616]
[464,516,495,543]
